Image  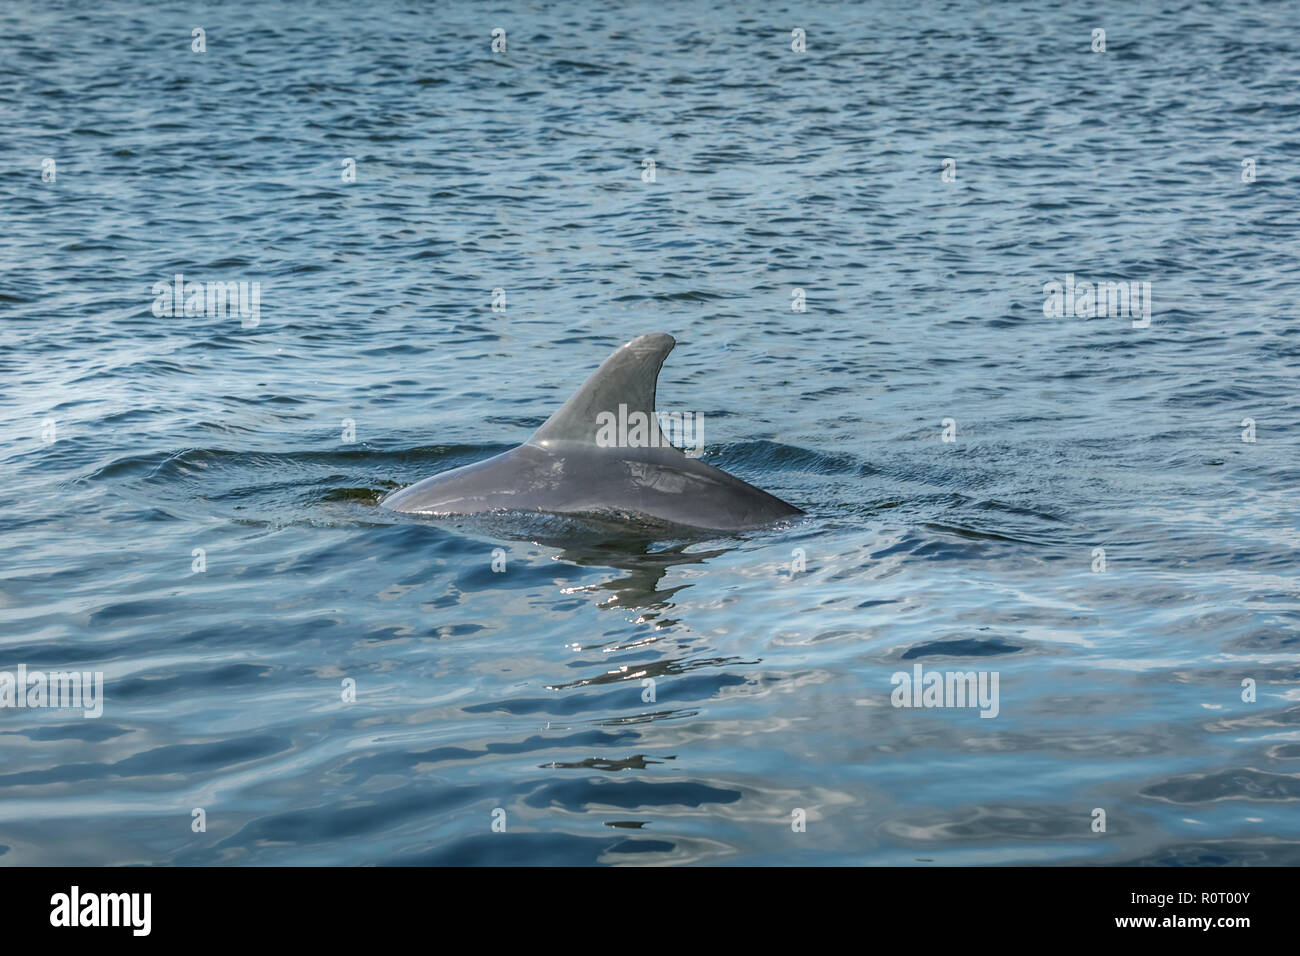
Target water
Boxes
[1,0,1298,866]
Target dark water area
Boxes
[1,0,1298,865]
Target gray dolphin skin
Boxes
[381,333,803,531]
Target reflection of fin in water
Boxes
[543,754,672,771]
[428,512,735,622]
[551,537,731,613]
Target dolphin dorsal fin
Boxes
[529,332,676,446]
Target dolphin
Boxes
[381,333,802,531]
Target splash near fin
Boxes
[529,333,676,447]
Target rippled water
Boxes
[2,0,1298,865]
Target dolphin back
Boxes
[382,332,803,531]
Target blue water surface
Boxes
[1,0,1298,865]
